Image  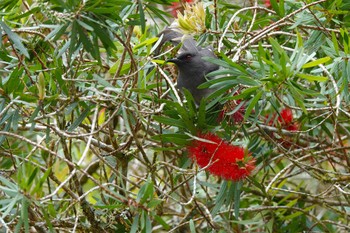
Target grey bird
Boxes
[158,28,219,104]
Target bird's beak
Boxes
[166,58,179,64]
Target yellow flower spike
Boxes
[175,2,206,35]
[177,14,193,32]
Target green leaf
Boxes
[297,73,328,82]
[154,215,170,231]
[152,133,190,146]
[340,28,349,54]
[0,98,5,113]
[9,7,40,20]
[93,74,115,88]
[302,57,331,68]
[4,67,24,95]
[147,5,171,25]
[144,212,152,233]
[206,83,233,100]
[31,167,52,195]
[201,56,232,69]
[44,25,63,41]
[26,167,38,188]
[279,0,285,16]
[0,0,20,11]
[137,0,145,33]
[46,23,69,41]
[288,81,306,113]
[57,39,70,58]
[12,109,20,132]
[147,199,163,209]
[21,197,30,233]
[121,105,133,135]
[238,75,261,86]
[69,20,79,59]
[0,114,11,146]
[76,19,94,31]
[85,20,117,51]
[189,219,196,233]
[270,0,280,16]
[284,205,316,220]
[77,22,98,60]
[331,31,339,55]
[136,179,154,204]
[227,86,259,101]
[220,52,250,74]
[269,37,284,54]
[1,194,21,218]
[234,181,242,219]
[54,68,68,95]
[153,116,186,129]
[64,102,79,116]
[211,180,228,216]
[0,21,30,58]
[15,217,23,233]
[67,107,91,132]
[29,105,41,132]
[42,208,55,233]
[133,37,158,51]
[296,29,303,48]
[197,98,207,129]
[0,175,18,192]
[244,90,263,121]
[130,213,139,233]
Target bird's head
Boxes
[167,52,199,68]
[166,49,218,74]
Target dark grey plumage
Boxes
[158,28,219,104]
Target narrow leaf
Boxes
[211,181,228,216]
[244,90,262,121]
[29,105,41,132]
[137,0,145,33]
[133,37,158,51]
[153,116,186,128]
[302,57,331,69]
[21,198,29,232]
[189,219,196,233]
[67,107,91,132]
[26,167,38,188]
[297,73,328,82]
[0,21,30,58]
[234,181,242,219]
[331,31,339,55]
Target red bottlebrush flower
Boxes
[187,133,255,181]
[265,0,279,8]
[278,108,293,125]
[267,108,298,131]
[285,123,299,132]
[265,0,271,8]
[265,108,300,148]
[218,99,246,124]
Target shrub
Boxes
[0,0,350,232]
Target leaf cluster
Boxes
[1,0,350,232]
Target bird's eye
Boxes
[185,55,192,61]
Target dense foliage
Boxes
[1,0,350,232]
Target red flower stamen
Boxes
[187,133,255,181]
[278,108,293,125]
